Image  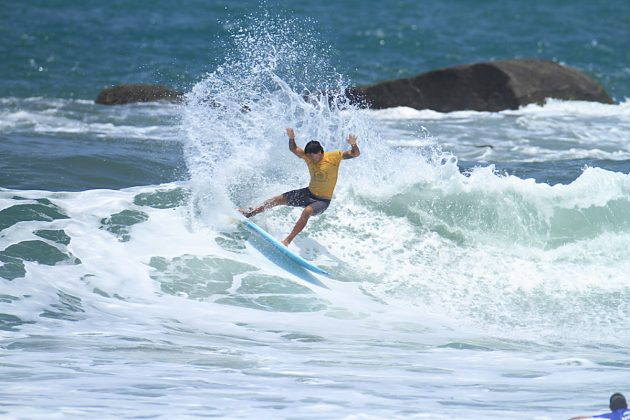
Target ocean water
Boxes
[2,1,630,419]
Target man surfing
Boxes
[240,127,360,246]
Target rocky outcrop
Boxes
[345,59,613,112]
[95,84,183,105]
[96,60,612,111]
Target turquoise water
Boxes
[2,2,630,419]
[4,1,630,99]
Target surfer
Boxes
[240,127,360,246]
[569,393,630,420]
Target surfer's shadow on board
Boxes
[246,234,329,288]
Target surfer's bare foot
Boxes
[238,208,253,218]
[281,238,291,247]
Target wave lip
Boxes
[366,163,630,249]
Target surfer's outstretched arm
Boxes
[342,134,360,159]
[287,128,305,158]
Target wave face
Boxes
[3,10,630,420]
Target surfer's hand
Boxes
[343,134,360,159]
[286,128,295,140]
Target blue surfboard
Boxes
[240,216,330,277]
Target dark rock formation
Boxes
[95,84,183,105]
[345,59,613,112]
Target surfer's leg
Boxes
[282,205,313,246]
[241,194,287,218]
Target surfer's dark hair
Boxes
[610,393,627,410]
[304,140,324,154]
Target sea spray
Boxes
[179,12,451,230]
[177,12,630,343]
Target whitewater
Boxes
[3,14,630,420]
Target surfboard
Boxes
[240,216,330,277]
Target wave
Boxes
[0,96,181,141]
[2,173,630,344]
[358,164,630,248]
[167,13,630,340]
[370,100,630,163]
[369,98,630,120]
[3,13,630,346]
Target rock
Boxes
[95,84,183,105]
[345,59,613,112]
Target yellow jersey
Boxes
[302,150,343,199]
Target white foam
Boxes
[0,97,181,142]
[368,98,630,120]
[363,99,630,163]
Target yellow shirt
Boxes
[302,150,343,199]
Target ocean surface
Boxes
[2,1,630,419]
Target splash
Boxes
[176,11,630,342]
[180,12,444,228]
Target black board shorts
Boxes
[283,187,331,215]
